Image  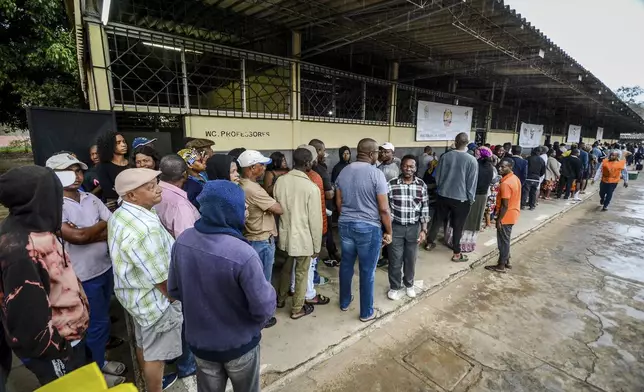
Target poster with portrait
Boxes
[567,124,582,143]
[519,122,544,148]
[416,101,473,141]
[596,127,604,141]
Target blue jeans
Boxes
[176,322,197,377]
[599,182,618,208]
[250,237,276,283]
[339,221,382,319]
[81,268,113,369]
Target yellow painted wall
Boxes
[186,115,475,151]
[486,131,517,146]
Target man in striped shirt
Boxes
[108,168,181,392]
[387,155,430,301]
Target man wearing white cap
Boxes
[108,168,182,391]
[46,153,126,385]
[238,150,282,328]
[378,142,401,181]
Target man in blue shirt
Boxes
[578,142,590,193]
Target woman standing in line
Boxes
[95,131,129,211]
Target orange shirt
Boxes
[306,170,328,235]
[601,160,626,184]
[496,173,521,225]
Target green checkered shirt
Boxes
[108,201,175,327]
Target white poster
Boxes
[519,122,544,148]
[567,124,581,143]
[416,101,473,141]
[596,127,604,141]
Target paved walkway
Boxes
[5,185,600,392]
[278,181,644,392]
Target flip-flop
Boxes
[102,361,126,376]
[359,312,376,322]
[323,259,340,267]
[451,254,469,262]
[424,242,436,251]
[306,294,330,305]
[291,303,314,319]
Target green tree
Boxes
[616,85,644,119]
[0,0,83,130]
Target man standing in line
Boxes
[154,154,199,380]
[485,159,521,274]
[169,180,276,391]
[156,155,201,239]
[238,150,283,328]
[376,142,400,267]
[46,153,126,384]
[425,132,478,262]
[185,138,215,161]
[309,139,341,266]
[509,145,527,185]
[387,155,430,301]
[178,148,208,209]
[336,138,392,322]
[522,147,545,210]
[108,168,182,391]
[562,148,583,201]
[274,148,324,319]
[418,146,435,178]
[592,150,628,211]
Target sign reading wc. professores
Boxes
[519,123,544,148]
[416,101,473,141]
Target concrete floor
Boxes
[277,182,644,392]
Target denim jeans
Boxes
[599,182,618,208]
[250,237,276,283]
[195,345,260,392]
[339,221,382,319]
[81,268,113,369]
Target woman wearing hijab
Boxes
[331,146,351,183]
[446,146,496,252]
[205,154,240,184]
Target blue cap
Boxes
[132,137,157,149]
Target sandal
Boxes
[424,242,436,251]
[105,336,124,350]
[306,294,330,305]
[102,360,126,376]
[323,259,340,267]
[291,303,314,319]
[451,253,469,262]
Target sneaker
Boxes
[573,197,582,201]
[406,287,416,298]
[599,199,604,205]
[264,317,277,328]
[162,373,178,391]
[602,207,608,211]
[377,258,389,268]
[387,289,403,301]
[315,276,329,286]
[528,206,535,211]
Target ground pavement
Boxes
[278,181,644,392]
[6,182,629,391]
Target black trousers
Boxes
[428,196,471,254]
[522,180,539,208]
[497,224,513,266]
[22,340,91,387]
[563,177,576,199]
[325,214,338,258]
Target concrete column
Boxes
[86,21,112,111]
[388,62,399,140]
[290,31,301,121]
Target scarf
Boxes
[206,154,236,181]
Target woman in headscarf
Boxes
[205,154,240,184]
[445,146,496,253]
[331,146,351,183]
[540,148,560,200]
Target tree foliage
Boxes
[616,85,644,119]
[0,0,83,130]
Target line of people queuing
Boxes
[0,131,632,392]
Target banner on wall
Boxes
[416,101,473,141]
[567,124,582,143]
[519,122,544,148]
[596,127,604,141]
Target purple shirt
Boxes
[62,192,112,281]
[156,181,201,239]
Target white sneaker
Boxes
[406,287,417,298]
[573,197,582,201]
[387,289,403,301]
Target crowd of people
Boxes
[0,130,633,392]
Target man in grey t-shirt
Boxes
[425,132,478,262]
[335,138,392,322]
[377,142,400,181]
